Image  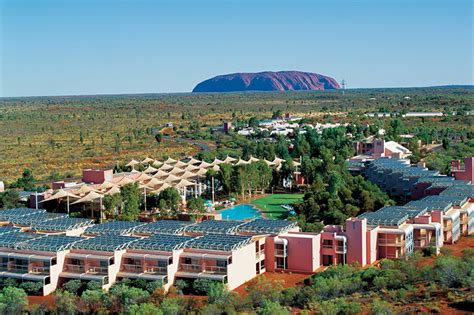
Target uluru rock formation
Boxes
[192,71,340,93]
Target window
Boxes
[51,258,57,266]
[183,257,192,265]
[125,258,140,265]
[168,257,173,265]
[44,277,50,285]
[70,258,83,265]
[260,244,265,251]
[260,260,265,269]
[276,257,287,269]
[158,260,167,268]
[100,260,108,268]
[216,260,227,268]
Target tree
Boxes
[0,287,28,315]
[0,190,20,209]
[157,187,181,216]
[63,279,83,294]
[53,291,77,315]
[155,133,163,144]
[187,197,206,214]
[259,300,289,315]
[79,289,109,314]
[120,182,141,221]
[19,281,43,295]
[128,303,163,315]
[103,193,122,219]
[192,279,214,295]
[160,298,180,315]
[10,169,36,191]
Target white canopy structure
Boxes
[174,161,188,169]
[141,157,154,164]
[248,156,260,163]
[181,171,198,180]
[126,159,140,167]
[145,178,164,188]
[71,191,103,205]
[163,174,180,183]
[153,170,170,179]
[135,172,152,183]
[264,159,276,167]
[187,157,201,165]
[40,189,80,214]
[104,186,121,195]
[222,156,237,164]
[235,158,250,166]
[97,181,117,191]
[198,161,212,169]
[75,185,97,195]
[143,166,159,174]
[114,176,135,186]
[164,157,178,165]
[273,157,285,165]
[175,179,195,189]
[169,168,185,176]
[210,158,224,166]
[159,164,174,171]
[184,164,200,172]
[152,160,163,167]
[151,182,171,194]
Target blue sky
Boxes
[0,0,472,97]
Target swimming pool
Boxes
[219,204,262,220]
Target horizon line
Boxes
[1,84,473,99]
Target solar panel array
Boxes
[133,220,192,235]
[185,234,252,251]
[185,220,245,234]
[32,218,94,232]
[441,185,474,199]
[0,226,20,235]
[10,212,67,225]
[128,234,196,251]
[84,221,146,235]
[237,219,298,234]
[359,210,409,226]
[0,232,44,249]
[0,208,45,221]
[72,235,139,251]
[17,235,82,252]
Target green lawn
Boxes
[251,194,304,219]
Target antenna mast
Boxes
[341,79,346,95]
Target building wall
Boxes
[44,250,68,295]
[366,226,379,264]
[452,158,474,182]
[279,233,320,272]
[345,218,367,266]
[105,250,126,290]
[226,243,257,290]
[82,169,113,184]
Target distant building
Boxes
[354,138,411,160]
[0,181,4,192]
[223,121,233,133]
[452,157,474,182]
[82,169,113,184]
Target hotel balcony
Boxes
[255,250,265,261]
[378,239,405,247]
[335,245,347,253]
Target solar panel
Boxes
[73,235,139,251]
[185,220,245,234]
[0,208,45,221]
[185,234,252,251]
[0,226,20,235]
[18,235,82,252]
[10,212,67,225]
[31,217,94,232]
[133,220,193,235]
[0,232,44,249]
[128,234,196,251]
[237,219,298,234]
[84,221,147,235]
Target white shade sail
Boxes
[71,191,103,204]
[40,189,79,203]
[141,157,154,164]
[143,166,159,174]
[126,159,140,167]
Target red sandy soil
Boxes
[418,235,474,267]
[28,295,55,307]
[234,271,315,297]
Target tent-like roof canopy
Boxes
[222,156,237,164]
[153,170,170,179]
[264,159,276,167]
[143,166,159,174]
[71,191,103,204]
[273,157,285,165]
[248,156,259,163]
[164,157,178,165]
[169,168,185,176]
[135,172,152,183]
[97,181,118,191]
[210,158,224,166]
[104,186,121,195]
[159,164,174,171]
[163,174,180,183]
[41,189,79,203]
[126,159,140,167]
[145,178,164,188]
[76,185,97,195]
[114,176,135,186]
[235,158,250,166]
[184,164,200,172]
[152,160,163,167]
[174,161,188,169]
[151,182,171,194]
[141,157,154,164]
[175,179,195,188]
[198,161,212,169]
[187,157,201,165]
